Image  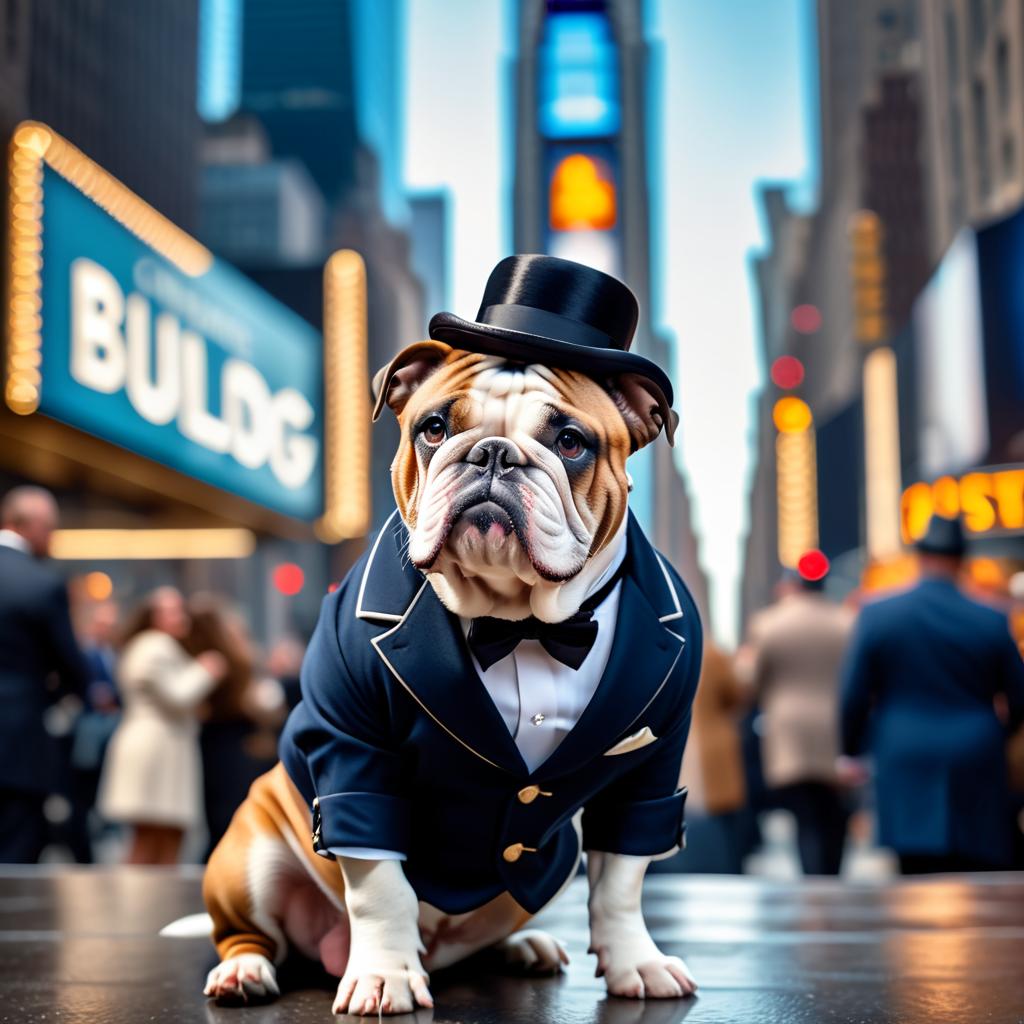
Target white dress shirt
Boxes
[0,529,30,555]
[331,530,628,861]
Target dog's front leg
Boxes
[333,858,433,1016]
[586,850,697,999]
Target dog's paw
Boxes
[496,929,570,974]
[204,953,280,1003]
[598,952,697,1000]
[332,962,433,1016]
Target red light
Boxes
[770,355,805,390]
[273,563,305,596]
[327,582,339,593]
[791,304,822,334]
[797,549,830,582]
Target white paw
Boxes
[596,951,697,999]
[204,953,280,1002]
[332,959,433,1016]
[497,929,570,974]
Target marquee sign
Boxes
[901,467,1024,543]
[6,122,324,521]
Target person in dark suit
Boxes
[840,514,1024,873]
[0,486,90,863]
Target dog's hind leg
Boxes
[202,766,304,1002]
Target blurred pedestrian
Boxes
[747,569,855,875]
[841,515,1024,873]
[97,587,226,864]
[675,643,748,872]
[185,594,279,857]
[67,598,122,863]
[0,486,89,863]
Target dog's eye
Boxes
[420,416,447,446]
[556,429,585,459]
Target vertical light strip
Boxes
[776,426,819,568]
[6,125,46,414]
[863,346,903,559]
[318,249,371,542]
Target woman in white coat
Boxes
[98,587,226,864]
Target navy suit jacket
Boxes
[841,578,1024,865]
[281,511,703,914]
[0,545,90,793]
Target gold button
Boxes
[517,785,552,804]
[503,843,524,863]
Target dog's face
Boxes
[373,342,672,621]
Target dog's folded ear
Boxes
[372,341,452,421]
[607,374,678,450]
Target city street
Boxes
[3,867,1024,1023]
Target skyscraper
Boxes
[26,0,201,230]
[512,0,709,620]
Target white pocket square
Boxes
[603,726,658,757]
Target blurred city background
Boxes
[2,0,1024,878]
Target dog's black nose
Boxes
[466,438,524,476]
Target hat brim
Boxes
[428,311,675,409]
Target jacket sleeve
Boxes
[581,600,702,858]
[282,591,411,857]
[995,620,1024,734]
[142,637,218,712]
[581,705,693,857]
[43,578,90,700]
[839,611,879,756]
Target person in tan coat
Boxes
[745,572,855,875]
[97,588,226,864]
[676,643,747,872]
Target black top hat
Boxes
[428,254,675,413]
[916,513,966,557]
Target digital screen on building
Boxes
[910,227,988,478]
[538,11,620,139]
[29,163,324,521]
[976,206,1024,465]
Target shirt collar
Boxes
[0,529,31,555]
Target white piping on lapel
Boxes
[654,553,683,623]
[356,509,404,623]
[369,581,506,772]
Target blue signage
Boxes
[38,167,323,520]
[976,206,1024,466]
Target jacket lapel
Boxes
[363,512,528,776]
[534,575,685,780]
[361,509,688,781]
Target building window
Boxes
[1002,134,1015,179]
[973,79,991,199]
[969,0,987,55]
[950,101,965,182]
[996,36,1010,111]
[945,6,959,81]
[5,0,17,58]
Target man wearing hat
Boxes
[840,514,1024,873]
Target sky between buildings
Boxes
[405,0,818,644]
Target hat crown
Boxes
[916,514,966,557]
[477,254,639,352]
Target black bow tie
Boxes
[467,564,625,671]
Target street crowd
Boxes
[0,485,304,865]
[2,483,1024,874]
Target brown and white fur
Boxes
[202,342,696,1013]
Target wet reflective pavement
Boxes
[1,867,1023,1023]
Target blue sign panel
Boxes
[976,206,1024,466]
[38,167,323,520]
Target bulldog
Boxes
[202,257,703,1015]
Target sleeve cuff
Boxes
[312,791,412,859]
[581,788,688,857]
[329,847,407,861]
